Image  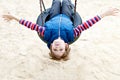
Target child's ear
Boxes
[65,43,68,48]
[51,43,53,46]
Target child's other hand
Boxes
[3,15,13,21]
[100,8,120,18]
[2,15,19,22]
[2,15,15,22]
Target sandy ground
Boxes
[0,0,120,80]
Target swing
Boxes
[36,0,82,44]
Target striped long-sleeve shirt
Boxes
[19,15,101,38]
[19,19,45,37]
[73,15,101,38]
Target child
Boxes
[3,0,119,60]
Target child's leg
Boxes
[61,0,74,18]
[49,0,61,19]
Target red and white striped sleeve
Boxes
[73,15,101,38]
[19,19,45,37]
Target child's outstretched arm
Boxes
[2,15,45,37]
[74,8,119,38]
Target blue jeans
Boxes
[49,0,74,19]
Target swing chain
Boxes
[74,0,77,14]
[39,0,46,12]
[73,0,77,26]
[39,0,46,26]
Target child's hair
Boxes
[49,45,71,61]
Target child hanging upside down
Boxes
[3,0,119,61]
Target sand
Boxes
[0,0,120,80]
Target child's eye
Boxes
[54,49,57,51]
[60,49,63,51]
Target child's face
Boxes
[51,38,66,59]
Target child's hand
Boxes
[2,15,19,22]
[3,15,15,21]
[100,8,120,18]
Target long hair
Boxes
[49,44,71,61]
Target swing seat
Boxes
[36,8,82,44]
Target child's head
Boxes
[49,38,70,61]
